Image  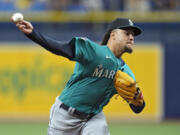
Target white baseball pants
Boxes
[47,97,110,135]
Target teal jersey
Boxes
[59,37,135,114]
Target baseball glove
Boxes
[114,70,144,106]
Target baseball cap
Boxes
[107,18,142,36]
[101,18,142,45]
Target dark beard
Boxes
[124,46,133,53]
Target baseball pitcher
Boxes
[12,17,145,135]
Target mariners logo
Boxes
[129,19,133,26]
[79,37,88,41]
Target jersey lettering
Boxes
[108,70,115,79]
[92,66,115,79]
[92,68,103,77]
[101,69,109,78]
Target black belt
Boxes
[60,103,95,120]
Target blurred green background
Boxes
[1,122,180,135]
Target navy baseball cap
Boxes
[107,18,142,36]
[101,18,142,45]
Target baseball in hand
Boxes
[12,13,24,22]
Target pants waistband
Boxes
[56,97,95,120]
[60,103,95,120]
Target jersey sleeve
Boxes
[26,29,75,59]
[68,37,97,63]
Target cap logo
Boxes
[129,19,133,26]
